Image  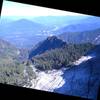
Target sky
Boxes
[1,0,89,20]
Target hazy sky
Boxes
[1,0,88,19]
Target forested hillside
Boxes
[31,42,94,70]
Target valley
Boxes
[0,15,100,100]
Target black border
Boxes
[0,83,91,100]
[0,0,100,99]
[2,0,100,17]
[0,0,3,17]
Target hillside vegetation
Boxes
[31,43,95,70]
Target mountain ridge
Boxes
[58,28,100,44]
[29,36,66,59]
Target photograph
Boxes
[0,0,100,100]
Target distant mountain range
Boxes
[0,19,45,35]
[0,19,48,48]
[0,16,100,49]
[55,16,100,33]
[32,16,89,27]
[58,28,100,44]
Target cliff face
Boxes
[27,51,100,100]
[54,55,100,100]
